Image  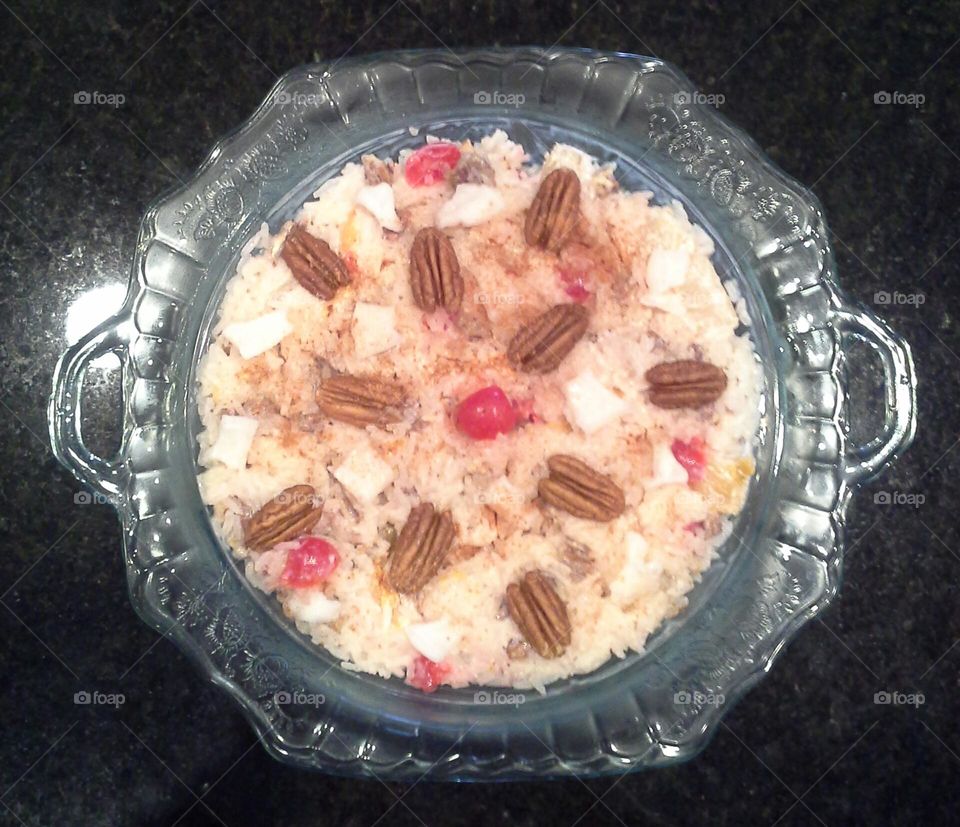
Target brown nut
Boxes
[409,227,463,313]
[280,225,351,300]
[507,304,589,374]
[243,485,323,550]
[386,503,457,594]
[316,375,407,428]
[524,168,581,251]
[505,570,572,658]
[645,360,727,409]
[538,455,626,522]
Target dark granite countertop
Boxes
[1,1,957,825]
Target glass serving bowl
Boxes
[49,48,916,778]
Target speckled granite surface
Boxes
[1,1,957,825]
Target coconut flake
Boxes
[644,247,690,294]
[352,302,402,358]
[223,311,292,359]
[405,618,454,662]
[611,531,662,605]
[306,163,365,226]
[356,182,401,232]
[287,590,341,624]
[248,546,288,590]
[207,415,258,469]
[543,143,601,183]
[435,184,505,228]
[563,370,628,435]
[332,445,395,504]
[648,442,689,488]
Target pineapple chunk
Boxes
[699,457,755,513]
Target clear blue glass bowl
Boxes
[49,48,916,778]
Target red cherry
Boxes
[406,655,450,693]
[671,437,707,485]
[404,143,461,187]
[279,537,340,588]
[455,385,517,440]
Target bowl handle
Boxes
[48,312,132,504]
[834,304,917,485]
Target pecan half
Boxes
[243,485,322,550]
[539,455,625,522]
[645,360,728,409]
[507,304,589,373]
[505,570,571,658]
[524,168,581,251]
[386,503,456,594]
[280,225,351,300]
[409,227,463,313]
[316,375,407,428]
